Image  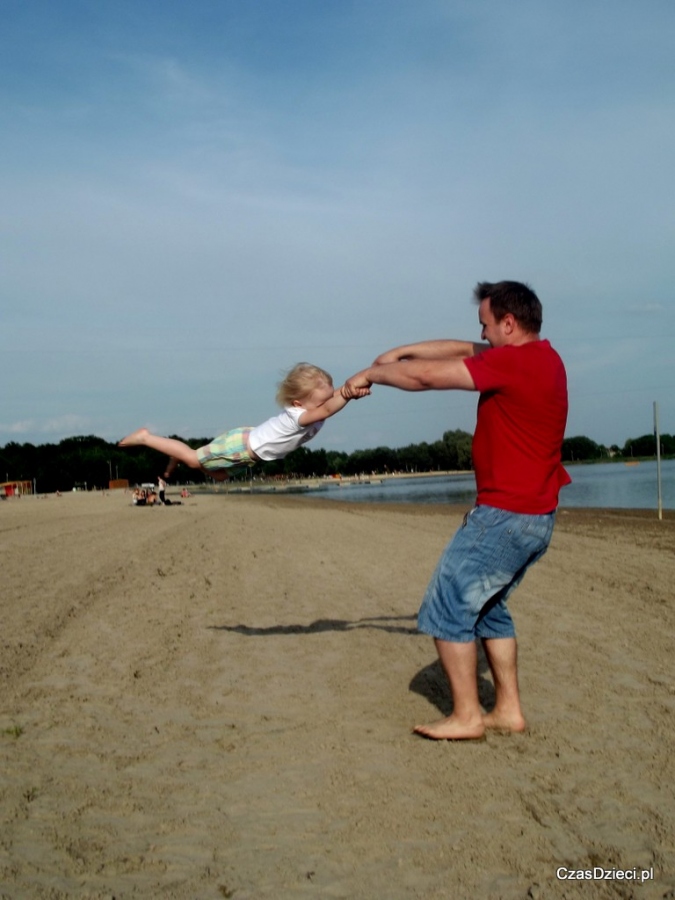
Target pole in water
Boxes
[654,401,663,521]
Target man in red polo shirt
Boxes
[345,281,570,740]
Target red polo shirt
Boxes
[463,339,570,514]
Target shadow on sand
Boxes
[210,615,496,716]
[209,613,419,637]
[408,643,496,716]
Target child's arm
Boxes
[297,385,369,426]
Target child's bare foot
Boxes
[413,715,485,741]
[118,428,150,447]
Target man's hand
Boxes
[340,384,371,400]
[343,371,373,399]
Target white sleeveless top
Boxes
[248,407,324,461]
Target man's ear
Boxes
[502,313,516,335]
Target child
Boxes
[118,363,369,481]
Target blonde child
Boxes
[119,363,368,481]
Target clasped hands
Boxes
[341,348,409,400]
[340,372,372,401]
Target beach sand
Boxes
[1,490,674,899]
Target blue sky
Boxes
[2,0,674,454]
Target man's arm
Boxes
[373,339,488,365]
[345,359,476,396]
[297,385,369,426]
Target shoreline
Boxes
[185,467,473,492]
[6,484,675,520]
[5,485,674,523]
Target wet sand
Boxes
[1,490,674,898]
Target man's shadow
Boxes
[209,614,419,637]
[210,614,495,714]
[408,642,496,715]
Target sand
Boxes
[1,490,674,899]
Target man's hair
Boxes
[276,363,333,407]
[473,281,542,334]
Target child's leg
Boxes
[118,428,201,469]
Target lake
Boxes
[316,459,675,511]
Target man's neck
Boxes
[507,331,540,347]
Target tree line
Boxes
[0,430,671,493]
[0,429,473,492]
[561,433,675,462]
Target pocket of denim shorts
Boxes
[520,513,554,544]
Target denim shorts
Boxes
[418,505,555,642]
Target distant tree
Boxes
[283,446,316,478]
[0,441,36,482]
[661,433,675,455]
[259,457,285,478]
[439,429,473,470]
[344,446,397,475]
[343,449,369,476]
[308,448,329,477]
[325,450,349,475]
[623,432,675,458]
[398,442,433,472]
[561,435,603,462]
[622,434,656,458]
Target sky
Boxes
[2,0,674,455]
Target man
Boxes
[345,281,570,740]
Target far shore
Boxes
[186,468,473,495]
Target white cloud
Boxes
[0,415,93,438]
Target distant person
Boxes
[119,363,369,480]
[345,281,570,740]
[157,476,167,504]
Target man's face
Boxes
[478,298,509,347]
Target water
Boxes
[317,459,675,510]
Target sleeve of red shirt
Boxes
[464,346,513,391]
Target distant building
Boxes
[0,480,32,497]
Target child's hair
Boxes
[276,363,333,407]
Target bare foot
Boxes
[413,715,485,741]
[482,710,527,734]
[118,428,150,447]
